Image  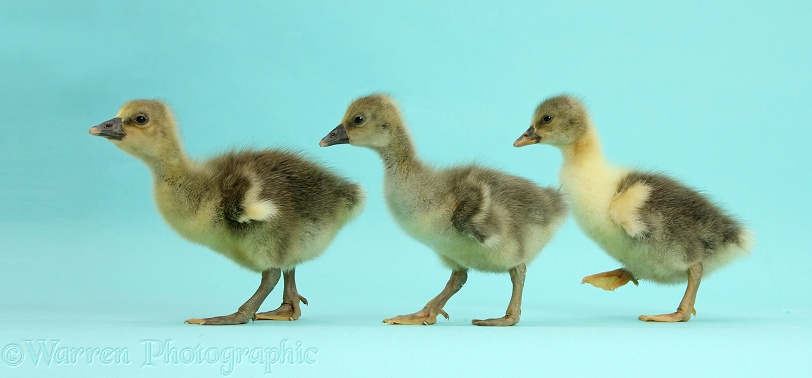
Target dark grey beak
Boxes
[320,124,349,147]
[89,117,125,140]
[513,126,540,147]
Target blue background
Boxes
[2,1,810,376]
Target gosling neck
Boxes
[559,126,607,169]
[143,141,192,184]
[374,124,424,175]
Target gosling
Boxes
[89,100,364,325]
[321,94,566,326]
[514,95,753,322]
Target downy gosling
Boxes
[321,94,566,326]
[514,95,753,322]
[89,100,364,325]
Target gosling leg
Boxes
[472,263,526,326]
[185,268,281,325]
[639,262,702,322]
[581,268,639,291]
[383,269,468,325]
[256,269,309,321]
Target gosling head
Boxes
[320,94,405,151]
[514,95,589,148]
[89,99,180,161]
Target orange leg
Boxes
[383,269,468,325]
[639,263,702,322]
[581,268,639,291]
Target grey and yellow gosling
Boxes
[514,95,753,322]
[321,94,566,326]
[90,100,364,325]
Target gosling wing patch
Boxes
[608,181,651,238]
[235,174,279,223]
[237,199,279,223]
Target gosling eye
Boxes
[352,115,365,125]
[134,114,149,125]
[541,115,553,124]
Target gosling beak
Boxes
[320,124,349,147]
[89,117,125,140]
[513,126,540,147]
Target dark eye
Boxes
[353,115,365,125]
[134,115,148,125]
[541,115,553,123]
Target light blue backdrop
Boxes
[2,1,810,376]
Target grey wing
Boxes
[450,176,497,243]
[220,171,252,223]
